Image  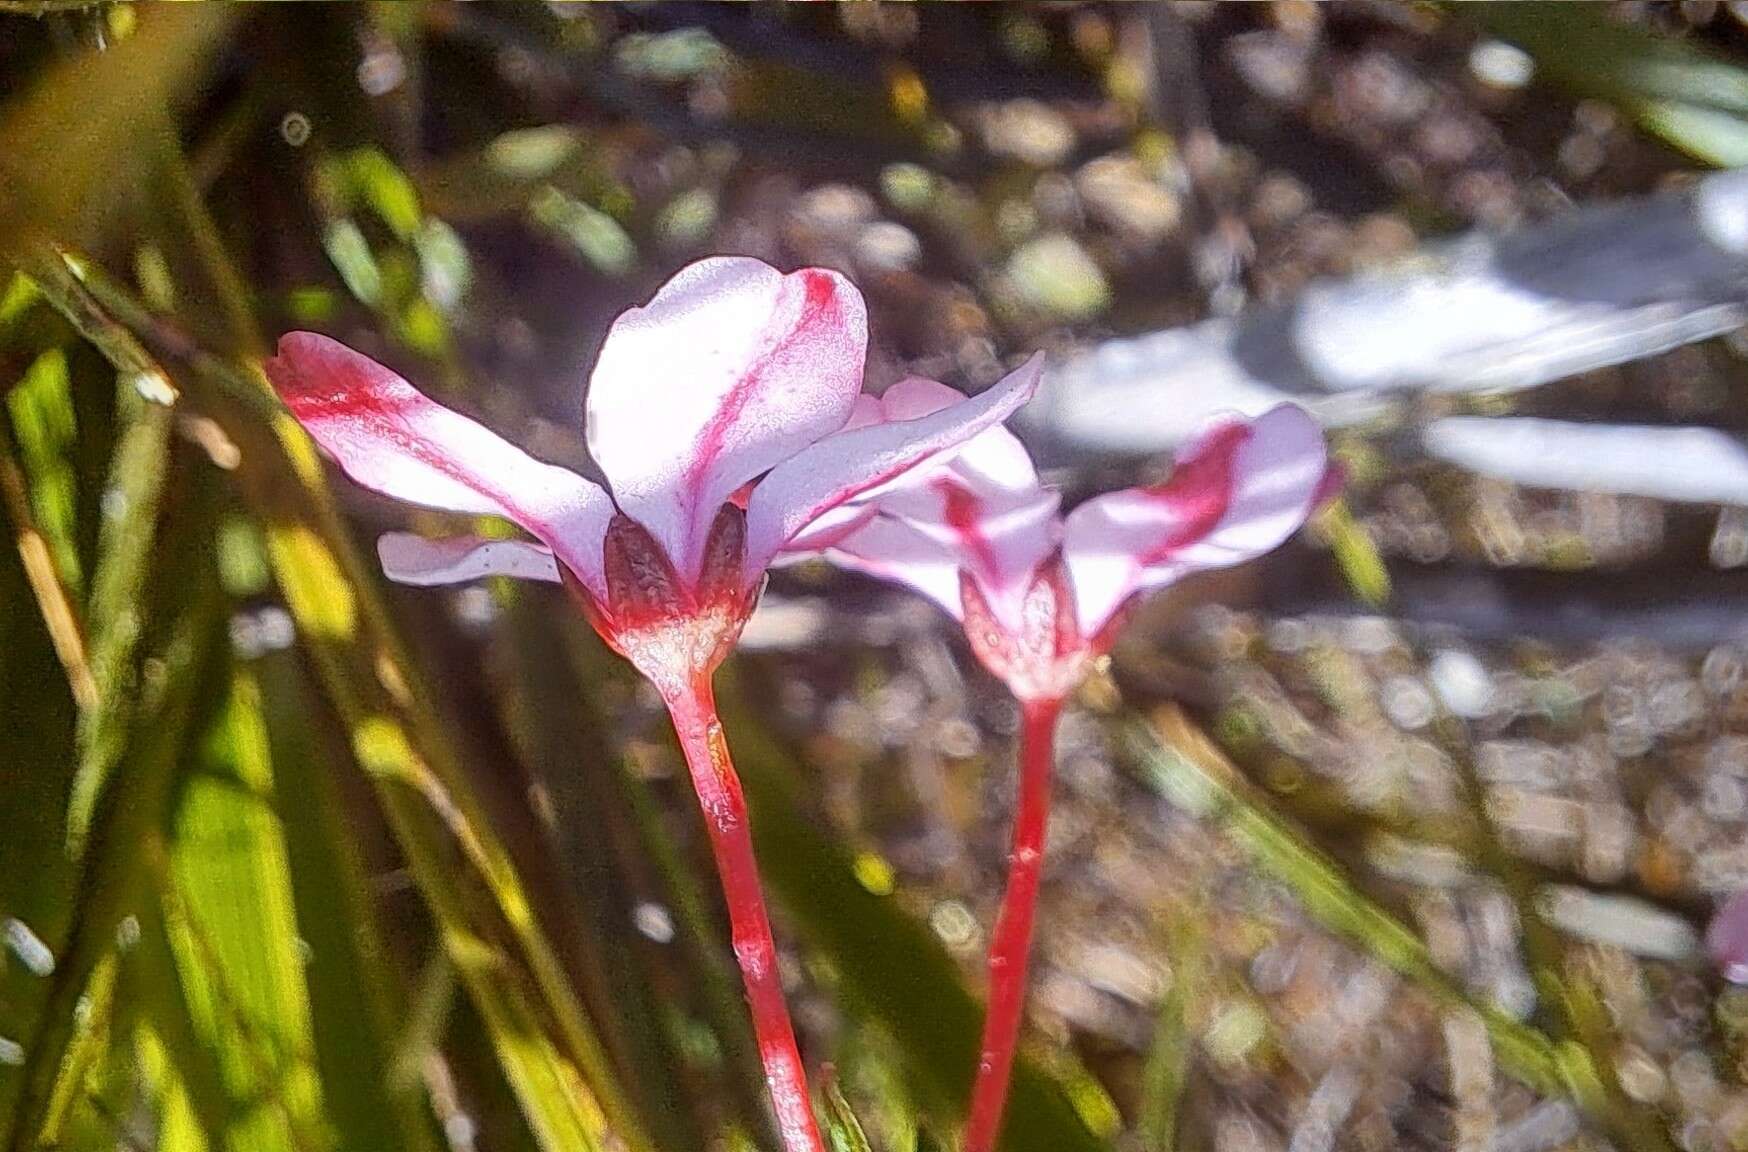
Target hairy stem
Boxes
[663,676,824,1152]
[964,695,1063,1152]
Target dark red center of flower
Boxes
[959,555,1091,703]
[566,504,757,697]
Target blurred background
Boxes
[6,4,1748,1151]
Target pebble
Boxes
[1075,155,1181,243]
[975,98,1076,167]
[853,220,922,273]
[1380,675,1435,730]
[1005,232,1110,321]
[1539,886,1700,962]
[1429,650,1494,718]
[792,184,877,236]
[1468,39,1535,90]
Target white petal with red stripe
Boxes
[742,353,1045,581]
[896,485,1060,634]
[1062,404,1326,636]
[266,332,614,596]
[875,376,1041,497]
[584,257,867,582]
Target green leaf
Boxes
[1467,3,1748,166]
[36,257,655,1152]
[822,1078,874,1152]
[161,672,327,1152]
[322,219,384,308]
[0,6,240,248]
[347,149,425,242]
[256,649,443,1152]
[488,127,583,181]
[530,187,638,275]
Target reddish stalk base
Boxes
[664,678,825,1152]
[963,695,1064,1152]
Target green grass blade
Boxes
[26,253,653,1152]
[4,248,177,858]
[822,1078,875,1152]
[1136,904,1202,1152]
[65,355,174,854]
[5,347,83,596]
[0,5,240,249]
[129,898,238,1149]
[3,566,231,1152]
[0,373,99,713]
[34,953,121,1151]
[1129,708,1568,1098]
[491,595,710,1151]
[0,490,80,1136]
[254,650,443,1152]
[136,1024,215,1152]
[160,671,329,1152]
[1466,2,1748,166]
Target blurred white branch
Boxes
[1423,416,1748,504]
[1025,169,1748,454]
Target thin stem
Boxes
[964,694,1064,1152]
[662,676,825,1152]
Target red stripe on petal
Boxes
[1135,422,1249,565]
[939,478,1003,586]
[742,353,1044,581]
[272,350,536,520]
[681,268,847,496]
[267,333,614,596]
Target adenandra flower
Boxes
[794,399,1331,1152]
[264,256,1043,1152]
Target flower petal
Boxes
[876,376,1040,496]
[811,376,1056,632]
[824,515,969,621]
[266,332,613,596]
[585,257,867,580]
[377,533,561,586]
[892,485,1060,634]
[742,353,1045,580]
[1062,404,1327,637]
[779,501,877,554]
[1708,890,1748,985]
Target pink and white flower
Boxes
[807,398,1333,702]
[265,256,1041,694]
[265,256,1043,1152]
[790,397,1330,1152]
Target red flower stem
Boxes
[964,694,1064,1152]
[663,676,825,1152]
